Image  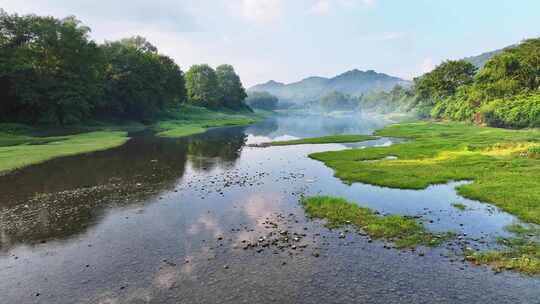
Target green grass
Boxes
[266,135,378,146]
[451,203,468,211]
[310,121,540,225]
[155,105,262,138]
[466,224,540,275]
[0,131,129,175]
[301,196,452,248]
[0,105,264,174]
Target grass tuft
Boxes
[301,196,453,248]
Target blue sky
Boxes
[2,0,540,87]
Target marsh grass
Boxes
[309,122,540,224]
[301,196,452,248]
[266,135,378,146]
[466,225,540,275]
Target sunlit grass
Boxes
[310,121,540,224]
[0,131,128,175]
[302,196,453,248]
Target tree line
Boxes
[0,11,248,125]
[411,38,540,128]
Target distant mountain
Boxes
[249,69,410,103]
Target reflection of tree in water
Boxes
[0,127,250,252]
[0,132,192,251]
[187,126,248,171]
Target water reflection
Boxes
[0,127,248,251]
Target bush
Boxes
[478,91,540,128]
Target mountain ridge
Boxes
[249,69,410,103]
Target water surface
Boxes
[0,113,538,304]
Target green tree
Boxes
[0,11,104,124]
[414,60,477,105]
[100,37,185,120]
[216,64,247,109]
[185,64,221,107]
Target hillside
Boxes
[462,43,518,69]
[249,69,410,103]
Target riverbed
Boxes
[0,113,538,303]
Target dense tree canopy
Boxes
[0,11,104,124]
[0,11,249,125]
[216,64,247,110]
[99,37,185,120]
[185,64,221,108]
[428,38,540,126]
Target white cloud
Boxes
[420,57,436,74]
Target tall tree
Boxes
[216,64,247,109]
[185,64,221,107]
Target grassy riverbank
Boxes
[302,196,451,248]
[310,121,540,225]
[265,135,377,146]
[306,121,540,275]
[0,106,264,174]
[0,130,129,175]
[154,105,263,138]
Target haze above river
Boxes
[1,113,538,304]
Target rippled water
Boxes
[0,113,538,304]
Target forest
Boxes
[407,38,540,128]
[0,10,248,125]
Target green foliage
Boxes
[302,196,451,248]
[413,60,476,111]
[246,91,279,110]
[0,11,104,124]
[0,11,248,125]
[99,37,186,121]
[185,64,221,107]
[216,64,248,110]
[478,91,540,128]
[310,121,540,224]
[417,38,540,127]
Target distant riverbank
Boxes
[0,105,267,175]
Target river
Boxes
[0,112,538,303]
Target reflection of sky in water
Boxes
[0,114,538,303]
